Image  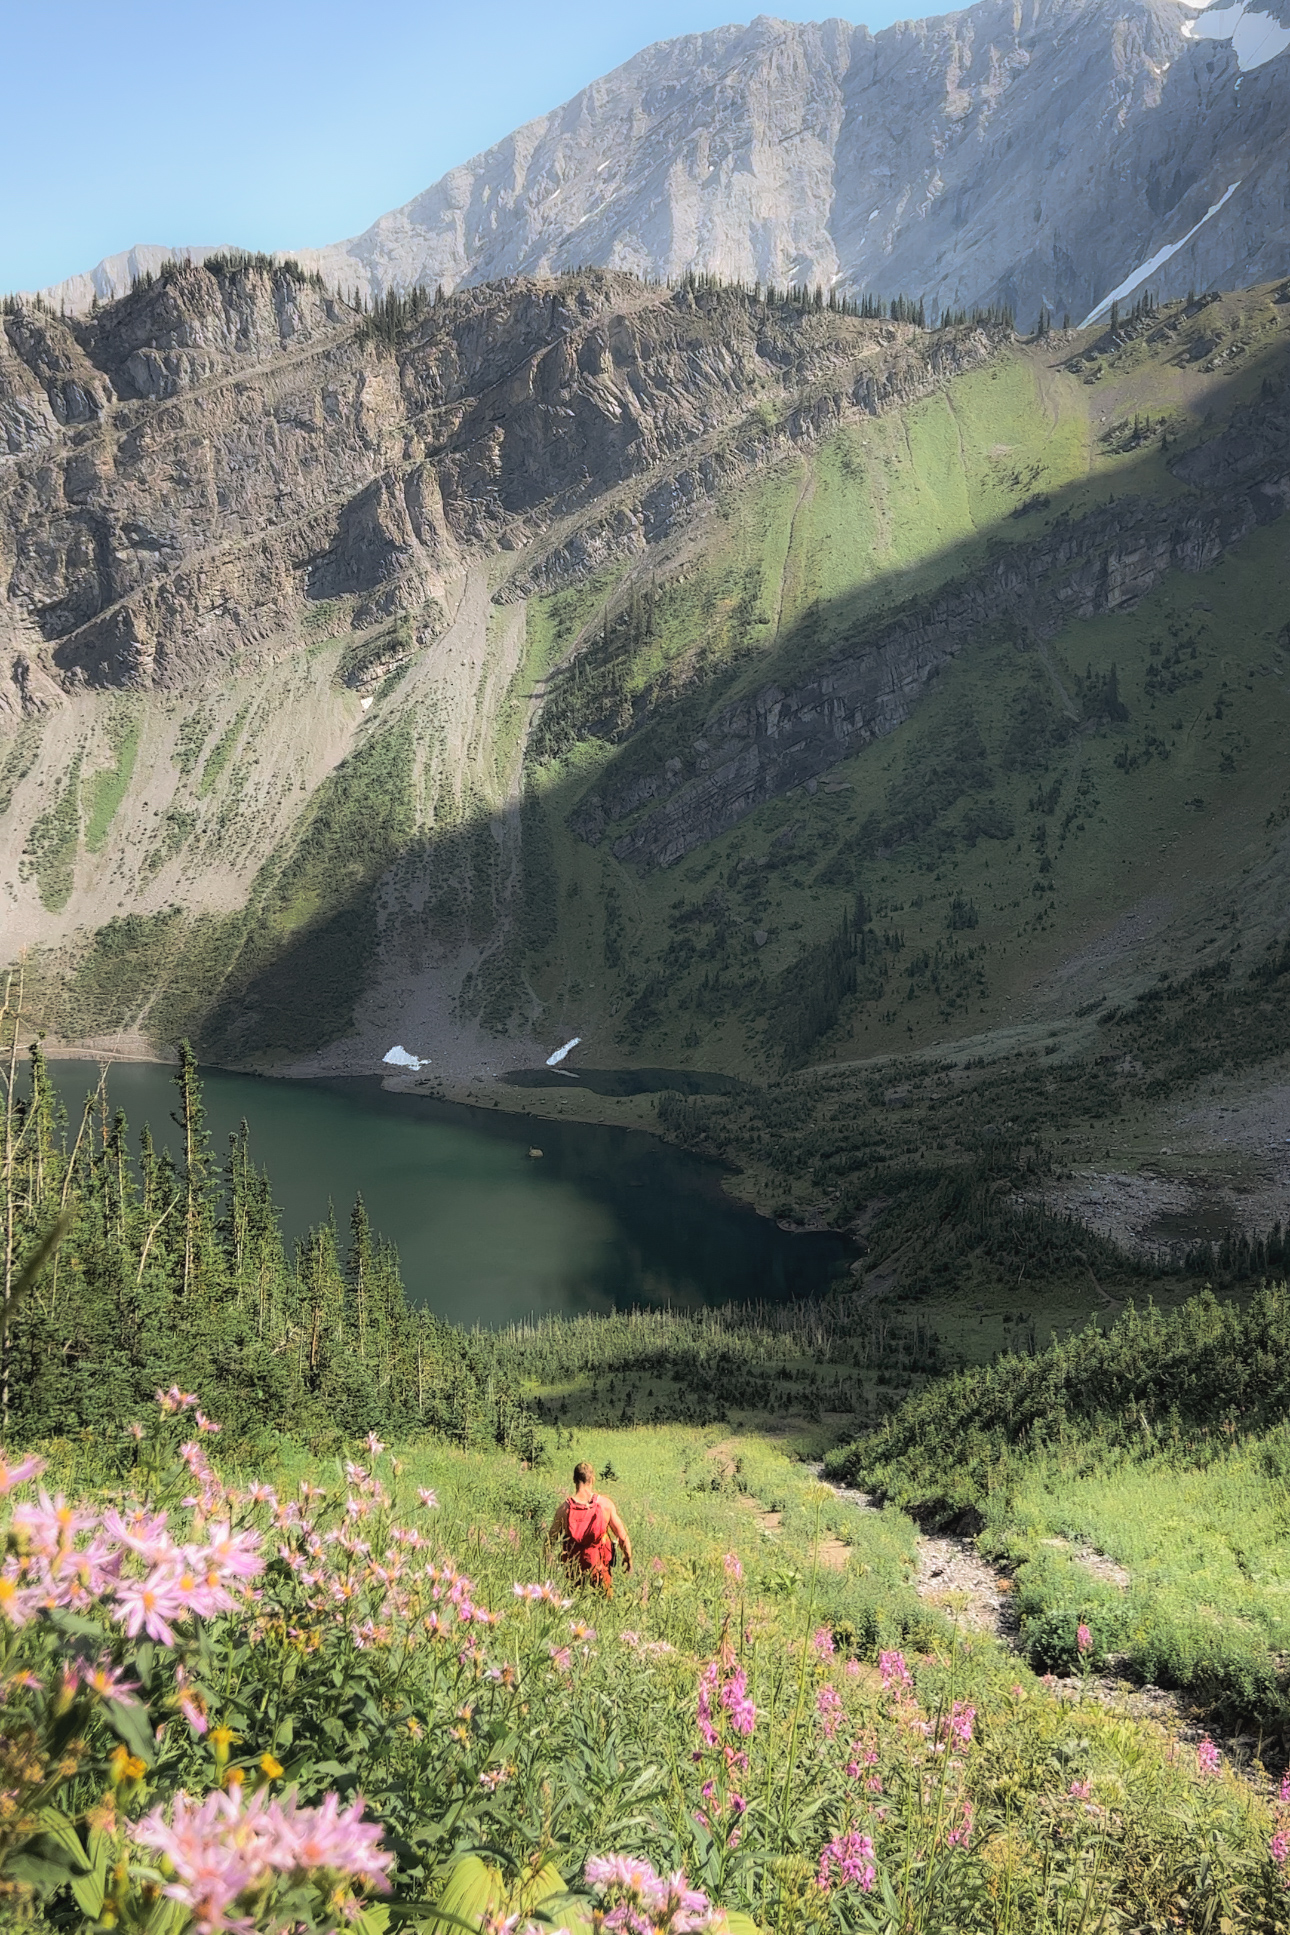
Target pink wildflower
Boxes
[697,1660,720,1747]
[76,1659,141,1704]
[113,1572,187,1645]
[1069,1779,1092,1801]
[812,1625,835,1660]
[133,1786,389,1933]
[720,1666,756,1736]
[878,1650,913,1692]
[584,1856,712,1934]
[155,1386,198,1414]
[364,1433,386,1457]
[275,1790,391,1884]
[549,1646,573,1673]
[13,1490,98,1552]
[0,1452,45,1495]
[418,1488,440,1510]
[946,1798,974,1849]
[723,1553,743,1582]
[948,1701,976,1750]
[815,1685,844,1738]
[1271,1831,1289,1869]
[1197,1738,1221,1777]
[817,1831,876,1894]
[1077,1623,1093,1654]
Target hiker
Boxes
[548,1461,633,1594]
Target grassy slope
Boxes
[519,289,1290,1078]
[460,290,1290,1327]
[827,1284,1290,1726]
[35,1406,1288,1929]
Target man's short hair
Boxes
[573,1461,594,1487]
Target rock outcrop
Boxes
[0,260,997,703]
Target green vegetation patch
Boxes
[84,702,141,851]
[20,752,81,910]
[199,716,420,1059]
[172,705,213,776]
[197,704,249,797]
[0,720,43,818]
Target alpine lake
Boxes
[44,1061,854,1329]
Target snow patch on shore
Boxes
[383,1045,428,1070]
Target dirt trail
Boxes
[813,1468,1279,1783]
[814,1467,1016,1640]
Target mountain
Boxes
[3,249,1289,1278]
[27,2,1290,332]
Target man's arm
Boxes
[547,1499,569,1549]
[604,1497,633,1571]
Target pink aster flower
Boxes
[76,1659,141,1704]
[271,1789,391,1885]
[113,1571,188,1645]
[198,1522,264,1581]
[418,1488,440,1510]
[13,1490,99,1553]
[0,1452,45,1495]
[946,1798,974,1849]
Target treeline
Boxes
[133,252,327,296]
[0,1004,540,1458]
[827,1283,1290,1519]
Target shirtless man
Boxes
[548,1461,633,1593]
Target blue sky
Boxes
[1,0,917,294]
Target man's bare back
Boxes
[548,1461,633,1585]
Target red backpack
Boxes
[564,1495,611,1575]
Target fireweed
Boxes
[1,1395,1287,1933]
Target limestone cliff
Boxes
[33,0,1290,336]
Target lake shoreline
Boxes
[37,1059,856,1325]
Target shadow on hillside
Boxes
[190,320,1289,1064]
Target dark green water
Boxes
[46,1062,853,1328]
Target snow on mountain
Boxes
[24,0,1290,328]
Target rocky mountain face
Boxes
[0,257,989,703]
[2,254,1289,1103]
[32,0,1290,335]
